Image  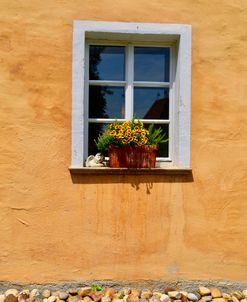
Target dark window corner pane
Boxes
[89,86,125,119]
[88,123,109,157]
[89,45,125,81]
[143,123,169,158]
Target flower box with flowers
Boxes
[96,119,168,168]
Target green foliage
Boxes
[95,119,168,152]
[146,124,168,146]
[118,292,125,299]
[91,284,103,292]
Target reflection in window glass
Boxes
[134,87,169,119]
[134,47,170,82]
[88,123,109,156]
[144,123,169,157]
[89,86,125,119]
[89,46,125,81]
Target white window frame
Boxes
[72,20,191,168]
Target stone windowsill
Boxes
[69,167,192,175]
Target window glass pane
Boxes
[89,46,125,81]
[88,123,109,156]
[89,86,125,119]
[134,47,170,82]
[144,123,169,158]
[134,87,169,119]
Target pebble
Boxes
[78,288,91,297]
[127,294,139,302]
[141,290,152,300]
[42,290,51,299]
[160,294,170,302]
[6,290,19,297]
[188,293,199,301]
[149,296,160,302]
[69,289,79,296]
[212,299,227,302]
[168,292,181,300]
[232,293,243,301]
[0,286,246,302]
[59,292,69,300]
[210,289,222,299]
[30,290,39,299]
[232,297,240,302]
[47,296,56,302]
[131,290,141,298]
[198,288,211,297]
[105,289,115,299]
[5,294,18,302]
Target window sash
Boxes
[86,42,173,161]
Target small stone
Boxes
[18,293,29,302]
[210,290,222,299]
[232,294,243,301]
[212,299,227,302]
[232,297,240,302]
[188,294,199,302]
[181,295,188,302]
[168,292,181,300]
[0,294,5,302]
[102,297,111,302]
[51,293,59,299]
[58,293,69,301]
[243,292,247,299]
[174,300,182,302]
[26,298,35,302]
[83,297,93,302]
[47,296,56,302]
[57,299,65,302]
[69,290,78,296]
[240,299,247,302]
[202,296,212,302]
[70,297,82,302]
[140,299,148,302]
[78,288,91,298]
[131,290,141,298]
[149,296,160,302]
[88,293,103,302]
[6,291,19,298]
[181,293,188,298]
[127,294,140,302]
[160,294,170,302]
[222,294,231,301]
[153,294,162,299]
[141,291,152,300]
[105,289,115,299]
[198,289,211,297]
[30,291,39,299]
[42,291,51,299]
[5,294,18,302]
[165,290,176,295]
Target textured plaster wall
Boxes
[0,0,247,283]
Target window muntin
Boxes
[87,43,171,159]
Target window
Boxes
[72,21,191,168]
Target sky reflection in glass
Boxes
[134,47,170,82]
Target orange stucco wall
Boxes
[0,0,247,283]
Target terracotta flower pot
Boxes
[108,145,158,168]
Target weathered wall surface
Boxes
[0,0,247,283]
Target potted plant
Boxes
[96,119,168,168]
